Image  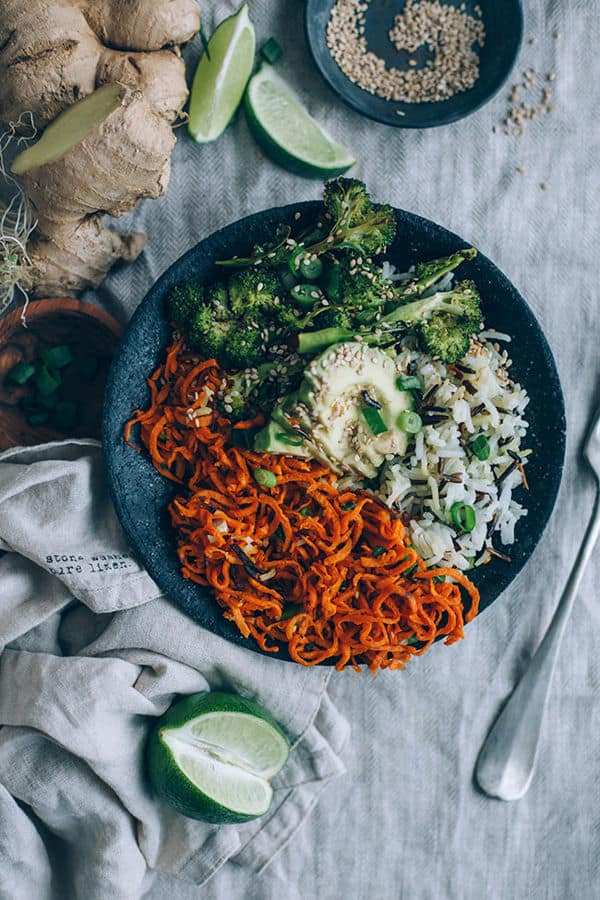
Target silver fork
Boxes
[476,402,600,801]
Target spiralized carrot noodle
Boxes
[126,337,480,673]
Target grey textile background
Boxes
[84,0,599,897]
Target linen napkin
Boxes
[0,439,349,900]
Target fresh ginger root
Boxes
[0,0,200,300]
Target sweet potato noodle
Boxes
[126,336,480,672]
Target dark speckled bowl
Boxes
[305,0,523,129]
[103,202,565,663]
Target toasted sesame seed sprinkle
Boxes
[326,0,485,104]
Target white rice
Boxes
[378,336,530,571]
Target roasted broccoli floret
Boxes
[323,177,373,228]
[227,266,282,315]
[313,306,353,329]
[222,323,265,369]
[419,314,473,363]
[297,279,482,363]
[205,281,230,316]
[335,257,392,324]
[167,282,204,327]
[221,361,305,422]
[320,178,397,257]
[188,305,234,359]
[215,179,396,274]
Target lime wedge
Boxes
[146,691,289,824]
[188,4,256,144]
[245,64,355,178]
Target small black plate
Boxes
[103,202,565,663]
[305,0,523,128]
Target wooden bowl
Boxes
[0,299,122,451]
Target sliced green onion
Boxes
[450,501,476,533]
[372,545,386,557]
[7,361,36,385]
[397,410,422,434]
[299,507,312,518]
[27,410,49,426]
[291,282,321,308]
[260,37,283,65]
[396,374,422,391]
[471,433,490,461]
[253,467,277,488]
[323,258,341,301]
[41,345,72,369]
[362,405,388,435]
[433,575,446,583]
[405,635,420,646]
[275,431,304,446]
[35,366,61,397]
[288,246,306,275]
[299,254,323,281]
[341,500,356,511]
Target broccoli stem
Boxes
[297,326,356,355]
[412,248,477,294]
[378,291,452,327]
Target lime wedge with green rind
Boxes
[245,64,355,178]
[146,691,290,824]
[188,4,256,144]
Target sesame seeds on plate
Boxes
[326,0,486,104]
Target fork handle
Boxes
[476,484,600,801]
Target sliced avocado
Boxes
[254,419,311,458]
[255,342,413,478]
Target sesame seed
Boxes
[325,0,486,104]
[294,211,301,220]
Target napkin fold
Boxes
[0,440,349,900]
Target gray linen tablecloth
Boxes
[3,0,600,897]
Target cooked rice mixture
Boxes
[377,335,529,571]
[326,0,486,103]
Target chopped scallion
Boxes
[35,366,61,397]
[396,374,422,391]
[450,501,476,533]
[275,431,304,446]
[397,410,422,434]
[291,282,321,308]
[27,410,49,426]
[471,433,490,460]
[362,405,388,435]
[41,345,72,369]
[253,467,277,488]
[7,361,36,385]
[260,37,283,65]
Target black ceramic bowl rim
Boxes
[103,201,565,665]
[304,0,524,129]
